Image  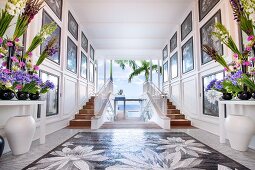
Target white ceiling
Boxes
[70,0,194,59]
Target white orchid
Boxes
[106,148,203,170]
[5,82,12,88]
[28,145,108,170]
[156,137,211,158]
[241,0,255,17]
[5,0,26,16]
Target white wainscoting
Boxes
[182,77,197,117]
[162,0,255,149]
[64,77,78,115]
[0,0,95,154]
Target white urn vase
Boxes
[225,115,255,151]
[4,115,36,155]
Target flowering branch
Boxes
[212,23,242,57]
[24,22,57,58]
[12,0,44,41]
[36,37,58,66]
[202,44,230,71]
[0,0,27,37]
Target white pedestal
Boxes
[218,99,255,151]
[0,100,47,145]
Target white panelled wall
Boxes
[162,0,255,149]
[0,0,95,153]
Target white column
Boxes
[158,60,160,89]
[150,59,152,82]
[104,59,106,84]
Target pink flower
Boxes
[0,38,3,44]
[28,52,32,56]
[6,42,13,47]
[15,38,19,42]
[243,61,251,66]
[0,54,3,58]
[248,35,254,41]
[2,62,7,67]
[224,67,228,71]
[233,53,239,59]
[246,46,252,52]
[250,57,255,61]
[19,62,25,67]
[11,56,19,62]
[3,69,10,73]
[15,84,22,90]
[33,65,39,71]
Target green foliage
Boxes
[115,60,138,70]
[25,22,57,57]
[0,10,14,37]
[212,23,242,57]
[127,60,161,83]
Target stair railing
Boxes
[94,79,113,116]
[143,81,167,115]
[142,81,170,129]
[140,98,152,121]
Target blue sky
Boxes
[98,60,162,99]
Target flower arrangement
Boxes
[0,0,58,100]
[203,0,255,100]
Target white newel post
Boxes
[1,100,47,155]
[218,100,255,152]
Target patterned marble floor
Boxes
[0,128,255,170]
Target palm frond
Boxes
[128,67,145,83]
[115,60,127,70]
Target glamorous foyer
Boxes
[0,0,255,169]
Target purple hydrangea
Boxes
[41,80,55,90]
[30,74,42,85]
[225,70,242,85]
[12,71,31,84]
[206,79,217,91]
[0,68,14,84]
[215,80,224,91]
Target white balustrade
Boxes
[143,81,167,115]
[94,79,113,116]
[143,82,170,129]
[91,79,113,129]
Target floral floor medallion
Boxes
[23,132,250,170]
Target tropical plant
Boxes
[128,60,161,83]
[115,60,161,83]
[115,60,138,70]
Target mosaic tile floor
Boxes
[23,132,250,170]
[1,129,255,170]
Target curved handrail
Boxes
[94,79,113,115]
[143,81,167,115]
